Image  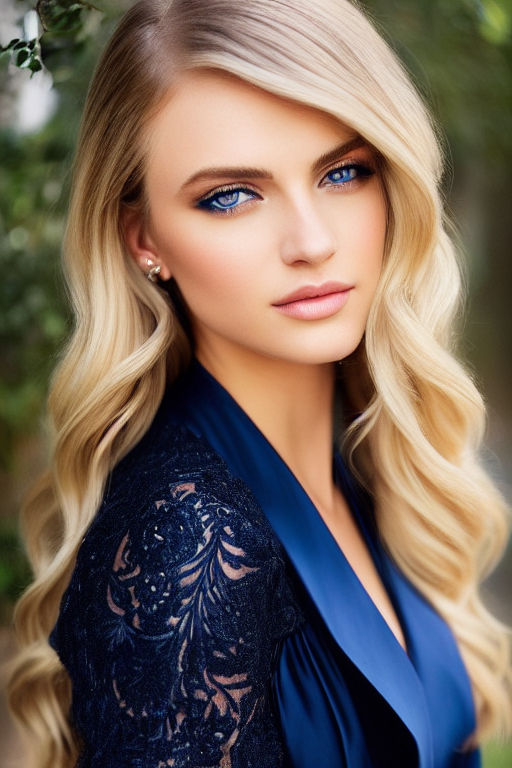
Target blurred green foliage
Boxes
[0,517,32,624]
[483,741,512,768]
[0,125,69,466]
[368,0,512,161]
[1,0,104,74]
[1,0,123,469]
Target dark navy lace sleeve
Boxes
[50,430,302,768]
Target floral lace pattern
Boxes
[50,427,302,767]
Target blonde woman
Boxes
[8,0,511,766]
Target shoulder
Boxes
[101,461,289,638]
[52,423,297,767]
[102,413,229,514]
[60,420,300,642]
[97,419,283,577]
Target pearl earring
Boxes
[145,258,161,282]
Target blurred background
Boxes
[0,0,511,765]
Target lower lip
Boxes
[273,290,352,320]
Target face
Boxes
[127,70,387,369]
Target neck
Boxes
[196,345,337,507]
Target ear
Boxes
[121,205,172,282]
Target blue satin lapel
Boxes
[378,553,477,759]
[167,361,462,768]
[336,456,476,752]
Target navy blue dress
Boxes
[50,360,479,767]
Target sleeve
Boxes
[72,474,292,768]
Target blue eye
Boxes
[197,188,257,212]
[323,163,374,186]
[326,167,357,183]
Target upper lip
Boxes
[272,281,354,306]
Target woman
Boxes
[8,0,511,766]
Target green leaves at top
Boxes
[36,0,99,35]
[0,38,43,75]
[1,0,102,76]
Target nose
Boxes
[279,197,336,266]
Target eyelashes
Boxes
[195,159,377,215]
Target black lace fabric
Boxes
[50,427,303,767]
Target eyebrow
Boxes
[179,135,367,191]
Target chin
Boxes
[278,319,367,365]
[265,336,365,366]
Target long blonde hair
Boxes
[8,1,511,765]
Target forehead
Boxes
[144,69,356,187]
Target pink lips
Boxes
[272,281,353,320]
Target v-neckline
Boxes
[166,359,436,764]
[183,359,410,655]
[331,455,410,654]
[172,359,413,649]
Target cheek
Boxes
[153,216,264,303]
[352,189,387,277]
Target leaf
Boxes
[480,0,511,44]
[0,38,21,53]
[16,49,29,66]
[29,58,43,74]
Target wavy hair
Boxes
[8,0,511,765]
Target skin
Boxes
[124,70,407,651]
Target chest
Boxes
[316,485,408,653]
